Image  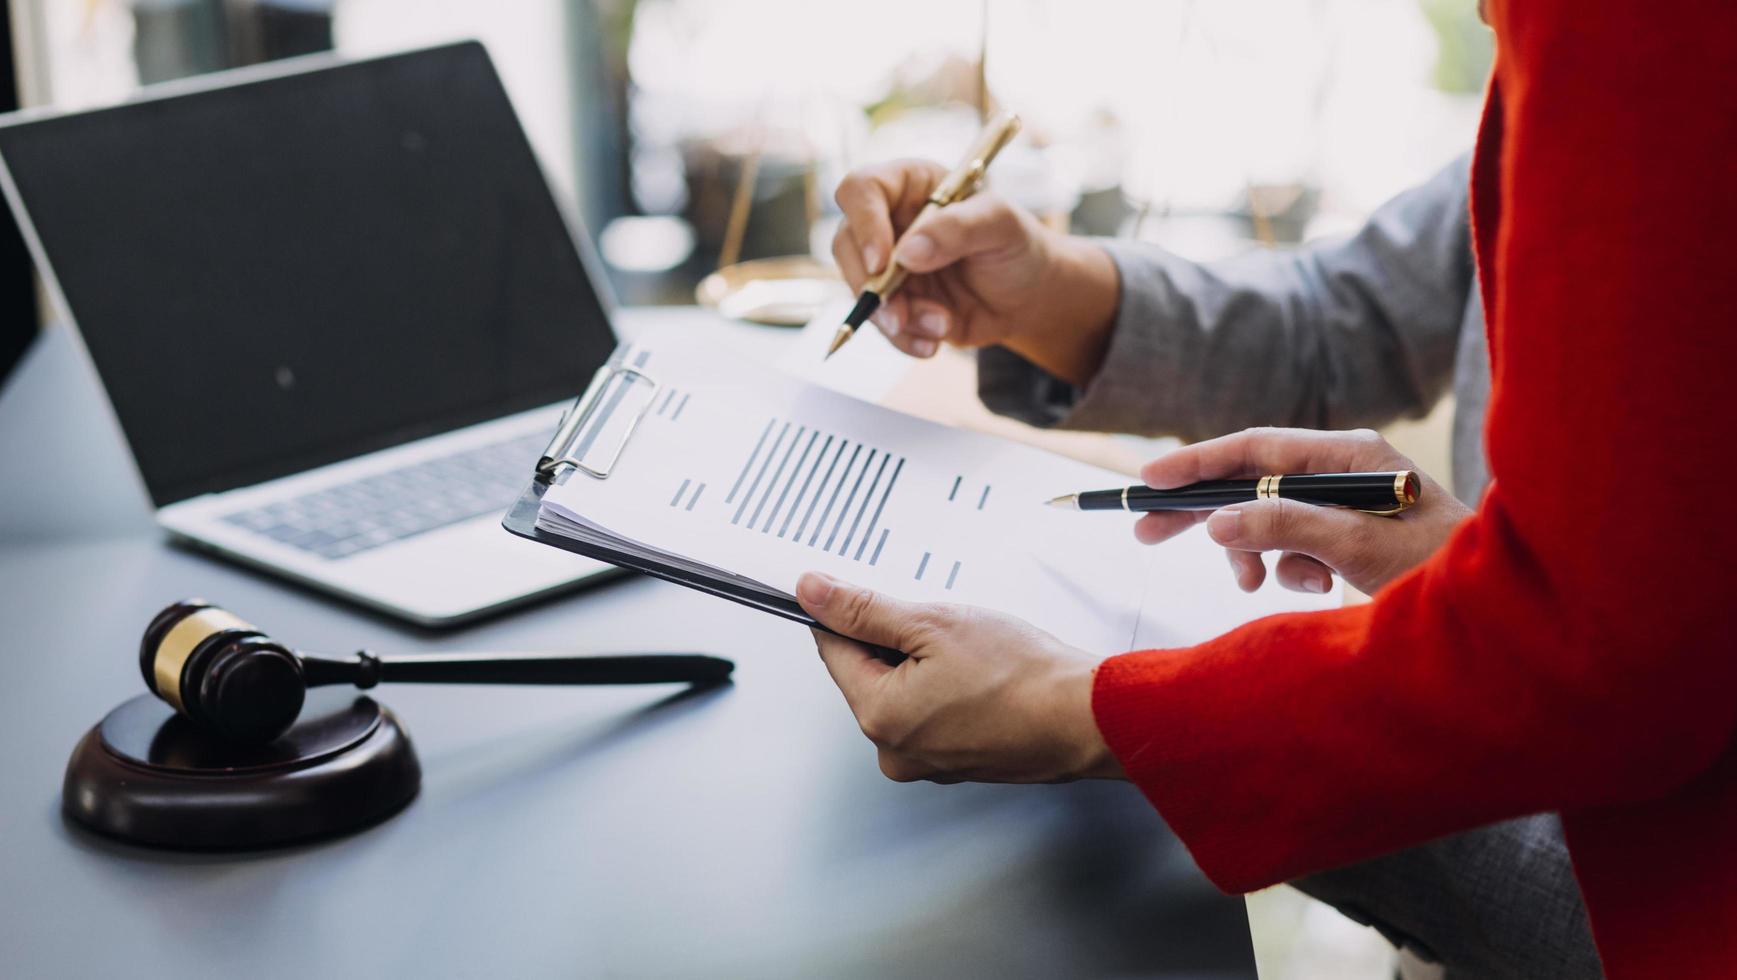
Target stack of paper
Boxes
[535,325,1337,653]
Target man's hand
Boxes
[1135,427,1474,596]
[831,159,1119,385]
[795,572,1123,784]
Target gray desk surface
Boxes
[0,310,1256,979]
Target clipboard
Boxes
[501,345,822,631]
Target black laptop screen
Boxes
[0,42,615,505]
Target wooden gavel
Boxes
[140,600,734,745]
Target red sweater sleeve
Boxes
[1093,0,1737,893]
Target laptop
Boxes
[0,42,626,625]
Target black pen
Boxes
[1046,471,1420,515]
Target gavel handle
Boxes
[299,651,734,689]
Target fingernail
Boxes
[796,572,836,607]
[915,311,947,338]
[910,338,937,357]
[863,244,883,275]
[1208,508,1242,544]
[1305,576,1329,594]
[894,233,936,266]
[877,306,901,336]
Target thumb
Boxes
[796,572,929,652]
[1206,499,1378,573]
[891,193,1029,274]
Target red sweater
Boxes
[1090,2,1737,976]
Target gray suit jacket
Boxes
[978,154,1491,504]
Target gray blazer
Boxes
[977,154,1491,504]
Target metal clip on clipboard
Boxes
[536,360,660,481]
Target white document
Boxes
[537,324,1337,654]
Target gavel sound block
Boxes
[63,688,419,850]
[62,600,733,850]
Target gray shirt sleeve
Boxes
[978,153,1475,441]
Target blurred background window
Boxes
[12,0,1491,308]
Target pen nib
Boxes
[1045,494,1078,509]
[823,325,853,360]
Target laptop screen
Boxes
[0,42,616,506]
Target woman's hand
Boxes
[1135,427,1474,596]
[830,159,1119,385]
[795,571,1123,784]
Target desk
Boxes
[0,309,1257,979]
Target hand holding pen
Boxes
[826,118,1121,383]
[1120,428,1474,597]
[828,112,1024,358]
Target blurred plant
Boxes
[1417,0,1493,94]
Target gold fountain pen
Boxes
[825,111,1024,359]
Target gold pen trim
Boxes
[929,112,1022,206]
[153,607,254,713]
[1256,475,1283,500]
[865,260,912,298]
[1355,470,1420,516]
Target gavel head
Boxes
[140,600,306,744]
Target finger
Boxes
[868,297,943,358]
[1274,551,1336,594]
[872,296,906,342]
[832,172,895,276]
[877,748,930,783]
[810,627,892,718]
[831,222,870,292]
[878,295,938,358]
[892,192,1029,274]
[1227,549,1266,592]
[796,571,940,653]
[834,159,947,275]
[904,297,953,343]
[834,224,909,342]
[1206,499,1376,571]
[1140,427,1397,489]
[1133,510,1207,545]
[879,294,913,345]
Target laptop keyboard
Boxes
[220,430,550,561]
